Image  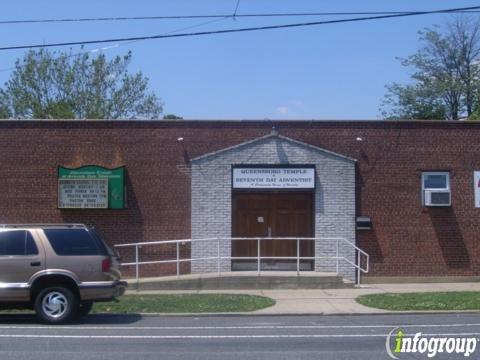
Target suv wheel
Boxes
[34,287,79,324]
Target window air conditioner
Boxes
[424,190,451,207]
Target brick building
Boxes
[1,119,479,282]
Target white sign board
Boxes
[233,168,315,189]
[58,179,108,209]
[475,171,480,208]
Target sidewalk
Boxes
[127,282,480,315]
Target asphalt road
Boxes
[0,313,479,359]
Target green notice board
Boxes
[58,165,126,209]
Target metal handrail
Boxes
[115,237,219,247]
[114,237,369,286]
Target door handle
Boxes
[30,261,41,267]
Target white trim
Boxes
[421,171,451,206]
[474,171,480,208]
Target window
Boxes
[44,228,105,256]
[421,172,451,206]
[0,230,38,256]
[423,172,449,190]
[89,228,115,256]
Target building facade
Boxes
[1,120,479,282]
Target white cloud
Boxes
[290,99,304,108]
[276,106,289,115]
[275,100,307,117]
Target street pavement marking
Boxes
[0,333,479,339]
[0,324,480,331]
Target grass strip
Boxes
[356,291,480,311]
[92,294,275,313]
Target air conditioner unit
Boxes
[424,190,451,207]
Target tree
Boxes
[381,18,480,120]
[449,18,480,116]
[381,83,446,120]
[0,49,163,119]
[163,114,183,120]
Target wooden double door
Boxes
[232,192,314,271]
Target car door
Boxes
[0,229,45,284]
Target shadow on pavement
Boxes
[0,313,144,325]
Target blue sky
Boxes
[0,0,479,120]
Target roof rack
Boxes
[0,223,87,229]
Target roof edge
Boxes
[191,133,356,163]
[0,118,479,123]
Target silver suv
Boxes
[0,224,127,324]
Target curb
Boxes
[89,310,480,317]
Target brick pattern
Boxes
[0,120,479,278]
[191,135,356,279]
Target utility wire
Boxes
[233,0,241,18]
[1,10,480,24]
[0,5,479,51]
[0,16,229,72]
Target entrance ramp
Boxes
[126,271,354,291]
[115,237,369,287]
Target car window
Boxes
[88,228,114,256]
[0,230,39,256]
[44,228,104,256]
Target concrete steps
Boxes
[126,271,353,290]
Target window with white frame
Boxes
[421,172,451,206]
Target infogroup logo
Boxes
[385,327,478,358]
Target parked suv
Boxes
[0,224,127,324]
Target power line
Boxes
[1,9,480,25]
[233,0,241,18]
[0,5,479,52]
[0,16,229,72]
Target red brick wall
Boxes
[1,120,479,277]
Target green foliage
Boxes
[381,83,446,120]
[0,49,163,119]
[35,100,76,119]
[381,18,480,120]
[468,110,480,120]
[0,93,11,118]
[163,114,184,120]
